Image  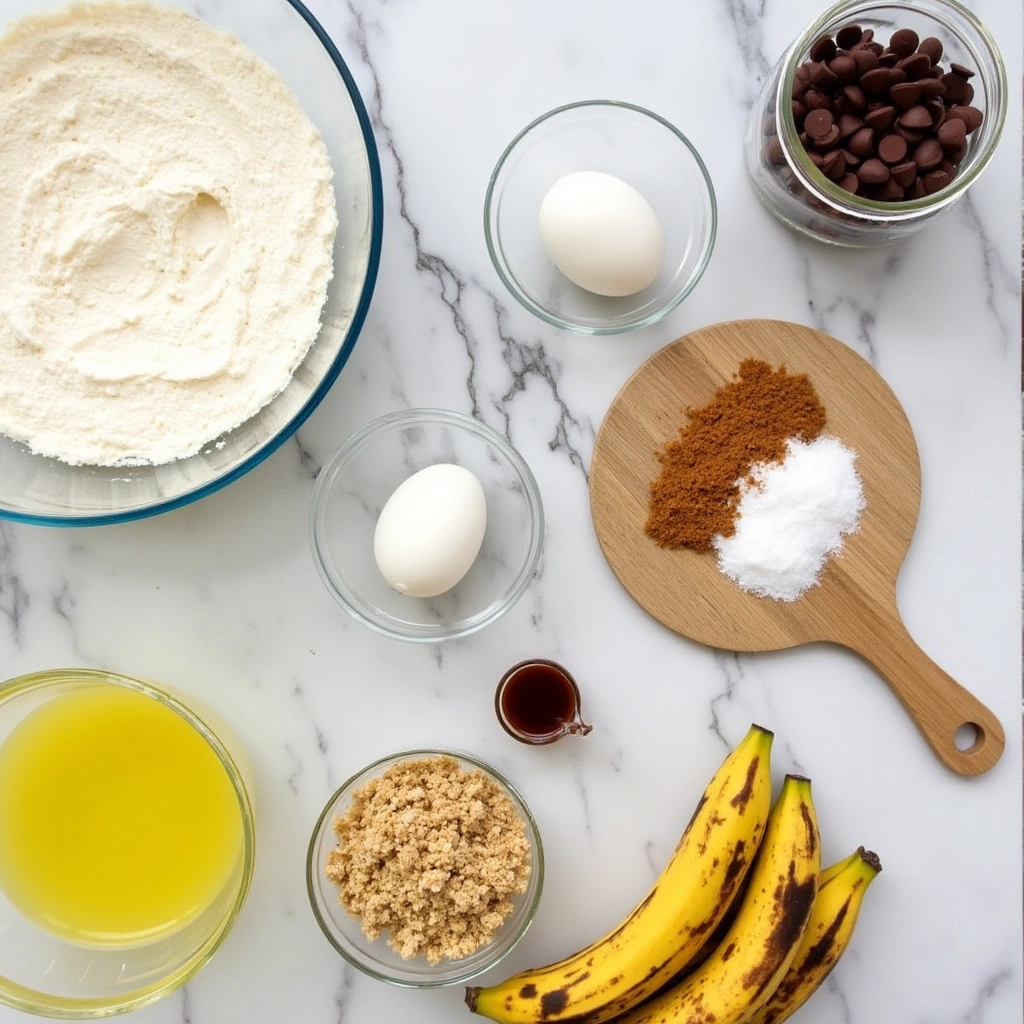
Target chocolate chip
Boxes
[807,150,825,167]
[948,104,984,132]
[889,28,920,58]
[913,137,944,170]
[888,82,922,110]
[878,52,899,68]
[874,177,906,201]
[836,171,859,193]
[835,112,863,139]
[822,149,847,180]
[899,104,933,129]
[852,48,880,75]
[937,117,966,149]
[860,67,892,95]
[897,53,932,80]
[923,168,952,193]
[919,78,947,100]
[836,23,863,49]
[950,62,975,79]
[962,81,975,106]
[812,124,842,149]
[840,84,867,111]
[809,35,838,62]
[918,37,943,64]
[895,124,926,144]
[941,72,969,104]
[877,133,908,164]
[863,105,896,130]
[804,89,834,111]
[858,158,890,184]
[924,99,947,126]
[804,108,835,139]
[810,61,840,89]
[829,54,858,82]
[765,135,786,165]
[890,160,918,187]
[840,147,861,168]
[848,126,875,158]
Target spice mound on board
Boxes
[644,357,866,602]
[645,359,826,551]
[325,756,531,963]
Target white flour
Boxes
[0,2,337,466]
[713,435,865,602]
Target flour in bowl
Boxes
[0,2,338,465]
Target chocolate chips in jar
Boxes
[764,23,984,202]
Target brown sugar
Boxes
[645,359,826,551]
[324,755,531,963]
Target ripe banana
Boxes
[465,724,774,1024]
[609,773,821,1024]
[746,846,882,1024]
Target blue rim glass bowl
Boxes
[0,0,383,527]
[310,409,545,643]
[306,749,544,987]
[484,100,717,335]
[0,668,256,1018]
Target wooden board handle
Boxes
[832,598,1005,776]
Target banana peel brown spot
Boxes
[539,989,569,1017]
[799,803,817,857]
[730,754,760,811]
[741,866,817,997]
[519,984,538,999]
[800,899,850,973]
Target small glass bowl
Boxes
[306,749,544,987]
[0,668,255,1018]
[310,409,544,642]
[484,100,717,334]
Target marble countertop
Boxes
[1,0,1021,1022]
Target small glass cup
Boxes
[744,0,1006,246]
[495,660,593,745]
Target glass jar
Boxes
[744,0,1006,246]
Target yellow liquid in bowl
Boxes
[0,685,244,947]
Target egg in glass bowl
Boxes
[0,0,382,526]
[310,409,545,643]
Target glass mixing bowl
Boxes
[0,0,383,526]
[310,409,545,642]
[306,749,544,987]
[0,668,256,1018]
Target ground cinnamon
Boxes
[645,359,826,551]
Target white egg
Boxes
[373,463,487,598]
[538,170,664,297]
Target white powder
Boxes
[713,435,865,602]
[0,3,337,466]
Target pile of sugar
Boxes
[713,436,865,602]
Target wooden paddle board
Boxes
[589,319,1004,776]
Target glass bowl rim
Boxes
[0,667,256,1019]
[483,98,718,336]
[774,0,1007,219]
[305,747,545,988]
[309,407,545,643]
[0,0,384,529]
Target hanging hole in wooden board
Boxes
[954,722,982,753]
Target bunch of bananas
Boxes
[465,724,880,1024]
